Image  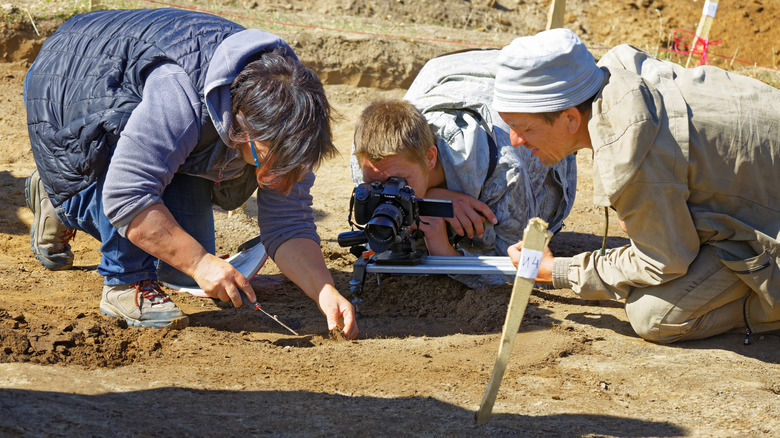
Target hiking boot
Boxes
[100,279,189,329]
[25,170,76,270]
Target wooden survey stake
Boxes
[546,0,566,30]
[686,0,719,67]
[475,218,550,425]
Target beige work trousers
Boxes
[625,241,778,343]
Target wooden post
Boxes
[475,218,551,425]
[546,0,565,30]
[686,0,719,67]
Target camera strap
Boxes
[485,132,498,182]
[347,191,364,231]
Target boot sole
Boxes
[100,302,189,330]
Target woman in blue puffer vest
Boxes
[24,8,358,337]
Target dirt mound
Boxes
[288,32,443,89]
[3,1,777,86]
[0,7,60,64]
[268,0,780,72]
[0,309,171,367]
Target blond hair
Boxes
[353,99,436,171]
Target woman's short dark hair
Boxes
[229,47,336,192]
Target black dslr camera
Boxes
[338,177,453,257]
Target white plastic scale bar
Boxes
[365,255,517,276]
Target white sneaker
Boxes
[100,279,188,329]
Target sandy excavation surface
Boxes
[1,1,779,436]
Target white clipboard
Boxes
[161,237,268,298]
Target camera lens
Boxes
[365,202,404,253]
[337,230,368,247]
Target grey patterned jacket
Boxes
[352,49,577,288]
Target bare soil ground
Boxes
[1,1,779,436]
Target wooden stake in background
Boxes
[686,0,719,68]
[546,0,566,30]
[475,218,551,425]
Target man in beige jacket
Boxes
[496,28,780,343]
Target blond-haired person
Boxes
[351,50,577,288]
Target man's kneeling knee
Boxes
[624,298,685,344]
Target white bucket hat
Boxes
[493,28,605,113]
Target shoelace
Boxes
[134,279,172,307]
[58,228,76,245]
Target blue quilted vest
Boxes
[26,8,245,207]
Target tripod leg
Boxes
[349,257,368,318]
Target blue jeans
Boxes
[57,172,215,286]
